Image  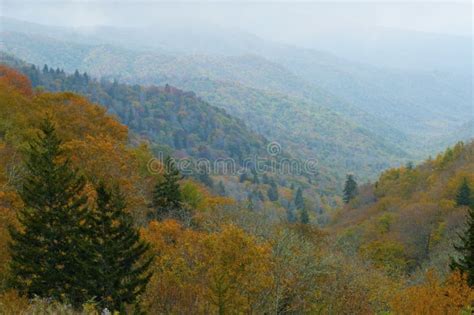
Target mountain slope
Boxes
[0,32,415,183]
[0,53,269,164]
[332,141,474,275]
[2,17,469,145]
[271,47,472,139]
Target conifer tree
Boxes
[251,169,259,184]
[286,207,296,223]
[294,187,305,210]
[247,195,255,211]
[85,183,153,311]
[456,178,472,207]
[267,180,279,202]
[152,156,183,219]
[9,118,91,307]
[299,208,310,224]
[343,174,358,204]
[450,201,474,286]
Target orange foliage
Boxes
[62,135,148,216]
[391,270,474,314]
[0,65,33,96]
[33,92,128,143]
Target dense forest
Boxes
[0,31,417,184]
[0,64,473,313]
[0,14,473,315]
[1,54,339,218]
[334,142,474,277]
[0,53,268,165]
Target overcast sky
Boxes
[1,1,472,43]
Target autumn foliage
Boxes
[391,270,473,314]
[0,65,473,313]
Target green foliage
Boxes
[286,207,297,223]
[85,183,153,311]
[267,180,279,202]
[451,205,474,286]
[152,157,184,220]
[456,178,472,207]
[299,208,310,224]
[2,56,268,165]
[335,141,474,279]
[360,240,408,276]
[8,118,91,307]
[0,49,415,193]
[294,187,304,210]
[343,174,358,204]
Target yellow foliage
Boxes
[0,290,29,314]
[445,172,474,201]
[359,239,408,276]
[141,220,272,314]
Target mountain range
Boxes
[1,17,472,186]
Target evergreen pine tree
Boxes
[247,194,255,211]
[343,174,358,204]
[152,156,183,220]
[299,208,310,224]
[450,203,474,286]
[251,169,259,184]
[9,118,91,307]
[286,207,296,223]
[267,180,279,202]
[456,178,472,207]
[85,183,153,311]
[294,187,305,210]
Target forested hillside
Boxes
[0,65,472,314]
[333,141,474,278]
[0,53,268,164]
[274,49,472,140]
[2,17,471,148]
[0,31,417,183]
[1,56,336,217]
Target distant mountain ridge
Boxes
[3,17,470,143]
[1,18,471,183]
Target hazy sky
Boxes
[1,1,472,44]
